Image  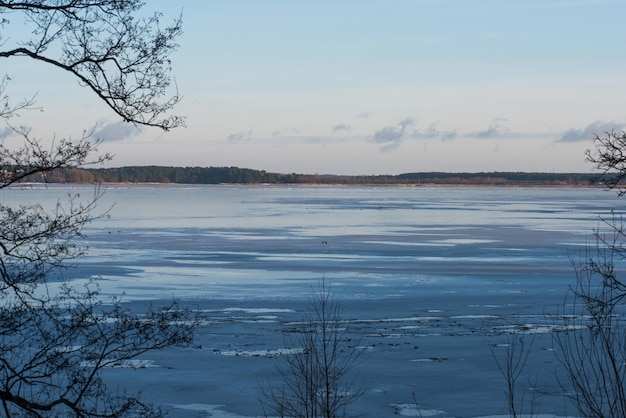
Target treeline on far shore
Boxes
[20,165,603,187]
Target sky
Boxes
[3,0,626,175]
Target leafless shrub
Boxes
[260,279,365,418]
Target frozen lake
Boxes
[4,184,624,417]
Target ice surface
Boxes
[3,185,622,417]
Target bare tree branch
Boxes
[587,131,626,195]
[554,218,626,417]
[0,2,192,416]
[0,0,184,130]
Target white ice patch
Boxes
[498,323,587,334]
[391,403,446,416]
[80,359,160,368]
[411,357,448,363]
[168,404,254,417]
[221,307,295,314]
[478,415,576,418]
[363,240,452,247]
[451,315,499,319]
[433,238,498,245]
[55,345,82,353]
[351,316,442,324]
[212,347,304,358]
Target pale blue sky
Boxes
[4,0,626,174]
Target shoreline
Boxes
[24,166,603,188]
[20,181,607,189]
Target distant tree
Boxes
[0,1,193,416]
[260,280,365,418]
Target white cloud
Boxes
[94,121,142,142]
[332,123,351,133]
[0,126,13,140]
[559,120,626,142]
[373,126,403,143]
[375,118,415,143]
[227,131,253,141]
[372,117,416,152]
[470,123,509,139]
[409,121,457,141]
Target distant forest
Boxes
[18,165,603,187]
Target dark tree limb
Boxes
[0,2,192,416]
[587,131,626,195]
[0,0,184,130]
